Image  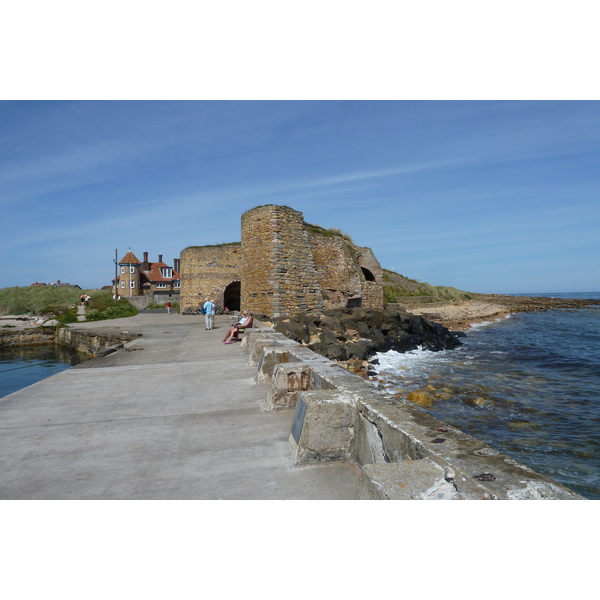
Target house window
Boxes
[173,280,180,289]
[161,267,172,278]
[130,266,136,274]
[156,282,166,289]
[130,281,136,289]
[121,281,126,289]
[120,266,125,274]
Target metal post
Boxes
[114,249,119,300]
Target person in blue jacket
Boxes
[203,298,214,330]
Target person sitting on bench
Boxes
[223,311,253,344]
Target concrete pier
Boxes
[0,313,360,499]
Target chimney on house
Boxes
[158,253,163,264]
[173,258,180,273]
[143,252,149,271]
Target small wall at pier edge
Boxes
[242,327,585,500]
[0,329,56,347]
[0,328,135,358]
[57,328,136,357]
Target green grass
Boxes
[183,242,240,250]
[84,290,138,321]
[0,286,96,315]
[382,269,473,303]
[306,223,355,243]
[0,287,138,321]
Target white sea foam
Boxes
[375,346,454,378]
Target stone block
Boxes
[265,363,312,410]
[356,459,459,500]
[255,347,299,384]
[289,390,357,463]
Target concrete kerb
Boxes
[244,324,585,500]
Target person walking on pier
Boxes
[203,298,214,330]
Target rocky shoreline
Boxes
[265,307,463,377]
[262,294,600,378]
[404,293,600,331]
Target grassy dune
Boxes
[382,269,473,303]
[0,287,137,321]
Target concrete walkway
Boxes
[0,312,360,499]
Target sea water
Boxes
[0,345,90,398]
[374,292,600,499]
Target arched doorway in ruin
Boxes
[223,280,241,311]
[361,267,376,281]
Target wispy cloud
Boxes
[0,138,155,206]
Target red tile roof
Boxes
[145,262,180,283]
[119,251,141,264]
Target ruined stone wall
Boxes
[361,281,383,310]
[180,204,384,317]
[357,247,384,310]
[241,206,324,317]
[307,233,364,309]
[356,247,383,281]
[308,234,384,310]
[180,244,241,311]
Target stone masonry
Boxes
[179,205,384,316]
[180,244,241,312]
[241,206,325,316]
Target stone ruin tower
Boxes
[240,205,325,317]
[179,204,384,317]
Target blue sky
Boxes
[1,100,598,294]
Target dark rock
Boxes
[356,321,370,336]
[380,321,397,334]
[319,329,339,346]
[270,305,462,364]
[309,339,348,361]
[326,343,348,361]
[272,321,307,344]
[288,322,311,344]
[340,314,359,330]
[346,339,375,361]
[391,330,420,352]
[368,328,392,352]
[319,315,342,333]
[365,312,384,329]
[352,307,367,321]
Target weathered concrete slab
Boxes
[247,325,584,499]
[0,313,360,499]
[357,460,459,500]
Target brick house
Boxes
[113,250,180,304]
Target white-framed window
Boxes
[120,266,125,274]
[156,282,166,289]
[130,266,136,274]
[161,267,172,278]
[121,281,126,289]
[130,281,136,289]
[173,280,180,289]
